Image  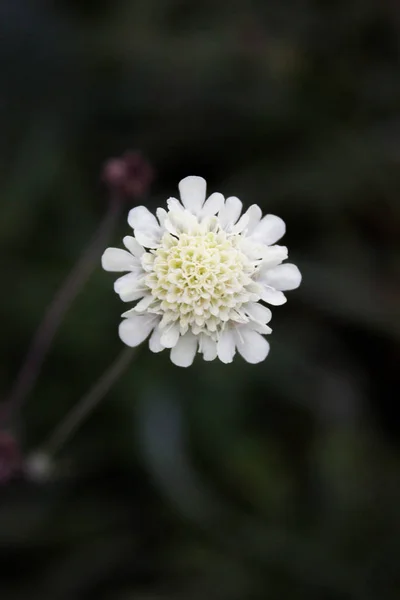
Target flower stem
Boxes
[2,195,123,427]
[43,347,134,456]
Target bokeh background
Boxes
[1,0,400,598]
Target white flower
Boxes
[101,176,301,367]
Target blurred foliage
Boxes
[1,0,400,598]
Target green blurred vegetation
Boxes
[1,0,400,598]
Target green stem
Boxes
[2,196,123,427]
[43,347,134,456]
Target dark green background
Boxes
[1,1,399,598]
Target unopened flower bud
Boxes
[102,151,154,199]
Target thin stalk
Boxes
[43,347,134,456]
[2,196,123,427]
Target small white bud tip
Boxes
[25,452,53,482]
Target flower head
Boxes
[102,176,301,367]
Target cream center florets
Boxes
[143,228,257,336]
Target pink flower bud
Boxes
[102,151,154,199]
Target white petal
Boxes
[128,205,160,232]
[259,245,288,269]
[149,327,164,353]
[121,305,153,318]
[261,263,302,291]
[218,196,242,229]
[217,329,236,364]
[114,273,147,302]
[178,176,207,215]
[247,321,272,335]
[121,307,137,318]
[114,272,142,293]
[167,197,184,212]
[259,285,287,306]
[245,302,272,324]
[244,301,273,333]
[250,214,286,245]
[199,334,217,361]
[134,230,161,249]
[134,294,155,312]
[170,332,198,367]
[156,207,168,227]
[160,322,180,348]
[164,210,196,237]
[239,238,270,260]
[128,206,161,248]
[163,215,179,237]
[243,204,262,234]
[200,192,225,218]
[235,327,270,364]
[120,289,146,302]
[163,217,178,237]
[119,315,156,347]
[230,213,249,234]
[101,248,137,272]
[123,236,145,258]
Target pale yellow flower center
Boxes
[143,231,256,335]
